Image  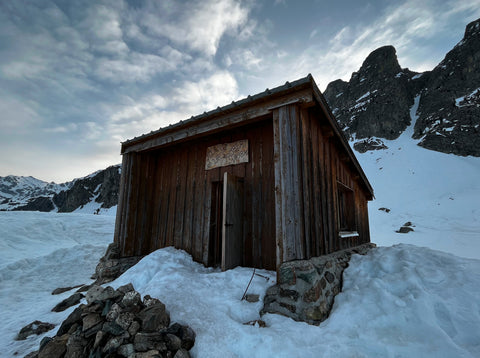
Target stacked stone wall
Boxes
[262,243,375,325]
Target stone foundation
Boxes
[93,243,143,284]
[262,243,375,325]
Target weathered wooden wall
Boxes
[115,119,276,270]
[273,103,371,267]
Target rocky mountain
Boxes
[0,176,70,211]
[324,17,480,156]
[0,165,121,213]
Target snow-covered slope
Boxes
[1,213,479,358]
[355,97,480,259]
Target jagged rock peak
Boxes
[357,45,402,77]
[464,17,480,39]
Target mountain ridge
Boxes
[0,164,121,213]
[324,17,480,156]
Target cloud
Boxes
[138,0,250,57]
[104,70,240,147]
[253,0,480,91]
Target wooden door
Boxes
[221,172,244,270]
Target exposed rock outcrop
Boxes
[324,46,417,140]
[324,18,480,157]
[413,18,480,156]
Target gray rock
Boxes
[245,294,259,303]
[85,285,119,304]
[51,293,84,312]
[167,323,196,350]
[65,330,88,358]
[51,284,84,295]
[102,336,124,354]
[118,343,135,357]
[397,226,414,233]
[16,320,55,340]
[134,332,167,352]
[163,334,180,352]
[128,320,141,336]
[135,350,163,358]
[137,303,170,332]
[117,283,135,294]
[115,311,135,330]
[102,321,125,336]
[38,334,69,358]
[174,348,191,358]
[106,302,122,321]
[57,305,82,336]
[121,290,142,308]
[23,351,38,358]
[143,295,162,307]
[82,313,103,338]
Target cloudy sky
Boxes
[1,0,479,182]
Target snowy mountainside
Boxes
[324,17,480,157]
[0,175,70,211]
[0,164,121,214]
[356,101,480,259]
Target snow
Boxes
[0,212,115,357]
[356,91,371,102]
[455,87,480,107]
[411,73,423,80]
[353,94,480,259]
[1,214,479,357]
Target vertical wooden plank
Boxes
[295,107,306,259]
[319,132,329,255]
[140,154,155,255]
[115,154,130,255]
[300,108,312,258]
[261,121,276,269]
[182,147,196,255]
[243,131,254,268]
[273,109,284,269]
[273,104,303,267]
[192,143,206,262]
[126,153,141,256]
[310,120,321,256]
[157,152,169,249]
[251,128,261,267]
[173,147,188,249]
[166,149,178,247]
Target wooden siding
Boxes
[114,119,276,270]
[273,104,371,266]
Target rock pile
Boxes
[29,284,195,358]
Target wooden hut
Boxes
[114,74,374,272]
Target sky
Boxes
[1,0,479,183]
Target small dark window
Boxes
[337,182,356,235]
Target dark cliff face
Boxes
[413,18,480,156]
[324,46,418,141]
[324,18,480,157]
[53,165,121,213]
